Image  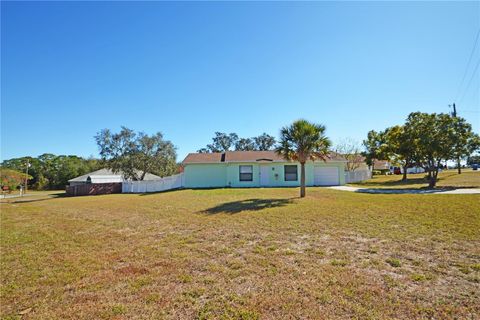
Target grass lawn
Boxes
[1,188,479,319]
[349,169,480,189]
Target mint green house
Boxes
[182,151,347,188]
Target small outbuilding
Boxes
[68,168,161,186]
[67,168,161,196]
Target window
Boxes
[284,165,298,181]
[239,165,253,181]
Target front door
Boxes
[260,166,270,187]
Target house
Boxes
[68,168,161,186]
[356,159,391,173]
[373,160,391,173]
[182,151,347,188]
[390,166,425,174]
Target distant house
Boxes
[373,160,391,172]
[355,158,391,172]
[68,168,161,186]
[182,151,347,188]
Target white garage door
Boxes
[314,167,339,186]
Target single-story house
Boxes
[356,159,391,173]
[68,168,162,186]
[182,151,347,188]
[374,160,391,172]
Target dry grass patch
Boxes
[1,188,479,319]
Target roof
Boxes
[183,151,347,164]
[68,168,162,182]
[226,151,285,162]
[373,160,390,170]
[182,153,225,163]
[87,175,123,184]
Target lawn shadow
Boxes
[201,198,293,215]
[138,188,183,196]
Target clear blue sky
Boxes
[2,1,479,162]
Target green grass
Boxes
[386,258,402,268]
[1,188,479,319]
[349,169,480,189]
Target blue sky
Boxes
[2,1,479,161]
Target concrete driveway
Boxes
[328,186,480,194]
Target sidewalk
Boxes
[1,193,32,199]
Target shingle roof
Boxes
[68,168,162,182]
[225,151,285,162]
[373,160,391,170]
[182,153,224,163]
[353,156,391,170]
[182,151,346,164]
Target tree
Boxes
[1,157,38,188]
[467,155,480,165]
[276,119,331,198]
[253,133,276,151]
[451,118,480,174]
[1,155,101,190]
[334,138,363,171]
[205,132,239,152]
[235,138,256,151]
[382,125,417,181]
[405,112,467,188]
[95,127,177,180]
[0,168,31,191]
[199,132,276,152]
[362,130,385,171]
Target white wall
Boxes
[345,169,371,183]
[122,174,184,193]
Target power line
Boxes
[455,28,480,102]
[458,58,480,105]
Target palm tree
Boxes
[276,119,331,198]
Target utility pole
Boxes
[24,160,30,196]
[450,103,461,174]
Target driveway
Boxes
[328,186,480,195]
[1,193,32,199]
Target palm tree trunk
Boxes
[300,162,306,198]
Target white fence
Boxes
[122,173,184,193]
[345,169,371,183]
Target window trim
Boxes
[284,165,298,181]
[239,165,253,182]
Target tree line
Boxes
[1,154,101,190]
[363,112,480,188]
[197,132,276,152]
[1,127,179,190]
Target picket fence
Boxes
[345,169,371,183]
[122,173,185,193]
